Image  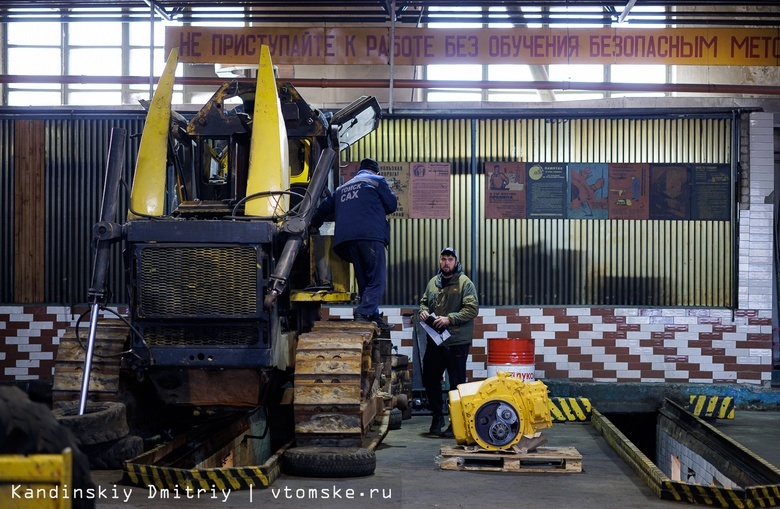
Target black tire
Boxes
[0,386,96,509]
[389,408,403,430]
[82,435,144,469]
[52,401,129,445]
[283,446,376,478]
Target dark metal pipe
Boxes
[80,127,127,415]
[264,147,337,309]
[1,74,780,96]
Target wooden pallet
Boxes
[438,444,582,473]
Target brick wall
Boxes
[2,304,770,385]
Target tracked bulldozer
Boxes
[51,45,396,478]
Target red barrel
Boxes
[486,338,535,381]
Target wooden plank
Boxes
[13,119,45,302]
[438,445,582,473]
[55,339,125,363]
[50,364,121,392]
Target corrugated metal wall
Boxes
[1,110,735,308]
[0,118,13,302]
[43,115,143,304]
[352,114,734,307]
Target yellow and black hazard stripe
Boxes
[687,395,735,420]
[549,397,591,422]
[746,484,780,507]
[661,479,752,508]
[123,462,279,491]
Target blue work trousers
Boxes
[343,240,387,317]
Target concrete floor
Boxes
[90,409,780,509]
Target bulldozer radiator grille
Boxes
[137,245,260,318]
[142,326,260,346]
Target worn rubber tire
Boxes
[389,408,403,430]
[0,386,96,509]
[82,434,144,469]
[52,401,129,445]
[283,446,376,478]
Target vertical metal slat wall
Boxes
[0,118,13,302]
[352,114,734,308]
[2,110,734,308]
[44,115,143,305]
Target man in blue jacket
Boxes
[312,158,398,328]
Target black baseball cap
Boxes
[440,247,458,260]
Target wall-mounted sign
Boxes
[341,161,451,219]
[409,162,451,219]
[341,161,410,218]
[485,161,526,219]
[568,163,609,219]
[607,164,649,220]
[649,164,691,220]
[526,163,567,219]
[166,26,780,67]
[690,164,731,220]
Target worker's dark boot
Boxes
[429,415,445,436]
[367,312,391,331]
[441,423,454,439]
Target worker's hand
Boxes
[419,310,429,321]
[432,315,450,330]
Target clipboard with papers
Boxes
[420,313,451,346]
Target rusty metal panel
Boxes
[0,119,13,302]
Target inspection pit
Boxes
[595,399,780,507]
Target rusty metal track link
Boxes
[293,321,383,447]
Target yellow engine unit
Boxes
[449,372,553,451]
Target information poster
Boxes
[485,161,526,219]
[690,164,731,220]
[526,163,567,219]
[409,162,451,219]
[607,163,649,220]
[340,162,410,218]
[649,164,690,220]
[568,163,608,219]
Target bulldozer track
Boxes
[293,320,385,447]
[51,318,130,409]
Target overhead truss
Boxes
[1,1,780,26]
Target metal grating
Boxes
[137,245,259,318]
[352,114,734,307]
[142,326,261,346]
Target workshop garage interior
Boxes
[1,2,779,508]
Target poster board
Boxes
[607,163,649,220]
[568,163,609,219]
[526,163,567,219]
[485,161,526,219]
